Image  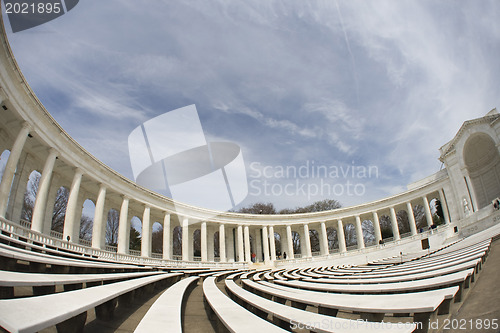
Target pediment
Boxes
[439,109,499,161]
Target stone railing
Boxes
[50,230,63,239]
[105,245,117,253]
[0,217,248,269]
[275,224,454,268]
[79,238,91,247]
[129,249,141,257]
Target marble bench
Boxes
[0,272,181,333]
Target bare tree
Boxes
[280,199,342,214]
[105,209,119,246]
[20,172,95,243]
[173,226,182,256]
[327,228,338,250]
[79,215,93,241]
[309,229,320,252]
[152,225,163,253]
[235,199,343,256]
[51,187,69,233]
[236,202,277,214]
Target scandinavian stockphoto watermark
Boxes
[249,160,379,201]
[290,318,418,331]
[2,0,79,33]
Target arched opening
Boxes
[464,133,500,209]
[130,216,142,253]
[20,170,41,224]
[291,231,300,256]
[50,186,69,238]
[361,220,375,246]
[326,227,338,252]
[309,229,320,253]
[248,235,254,261]
[214,231,220,260]
[274,232,281,258]
[105,208,119,247]
[379,215,393,240]
[172,226,182,258]
[152,221,163,255]
[397,209,411,237]
[193,229,201,259]
[413,204,427,232]
[78,199,94,244]
[429,198,446,226]
[344,223,357,248]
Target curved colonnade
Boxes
[0,18,499,269]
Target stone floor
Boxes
[37,239,500,333]
[182,283,216,333]
[446,239,500,333]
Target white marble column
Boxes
[389,207,401,240]
[5,152,29,221]
[42,179,60,235]
[423,196,434,227]
[320,222,329,255]
[207,225,215,262]
[141,206,151,257]
[31,149,58,233]
[439,189,451,224]
[182,217,189,261]
[262,226,270,263]
[237,225,244,262]
[163,213,171,260]
[72,193,86,242]
[201,221,208,262]
[337,220,347,253]
[219,224,226,262]
[0,123,30,218]
[244,225,251,262]
[286,225,294,259]
[63,169,83,242]
[269,225,276,261]
[303,224,312,257]
[407,202,417,236]
[91,185,107,249]
[372,212,382,244]
[355,216,365,249]
[254,228,262,262]
[226,226,235,262]
[117,197,130,254]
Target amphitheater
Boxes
[0,14,500,333]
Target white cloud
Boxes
[5,0,500,208]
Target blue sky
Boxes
[3,1,500,210]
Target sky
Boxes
[2,0,500,211]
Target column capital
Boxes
[20,121,32,132]
[47,147,59,157]
[73,167,84,177]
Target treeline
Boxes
[20,174,444,257]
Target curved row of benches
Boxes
[202,233,494,333]
[0,225,496,333]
